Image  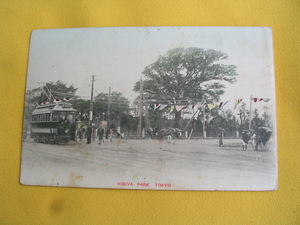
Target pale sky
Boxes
[26,27,276,112]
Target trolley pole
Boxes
[89,75,95,125]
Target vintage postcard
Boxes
[21,27,277,190]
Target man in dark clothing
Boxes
[218,128,225,147]
[86,125,92,144]
[241,129,255,150]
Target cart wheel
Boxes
[258,140,270,151]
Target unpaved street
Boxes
[20,137,277,191]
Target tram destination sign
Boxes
[20,27,277,191]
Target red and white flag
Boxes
[63,97,72,102]
[53,98,61,104]
[154,104,161,110]
[219,101,229,108]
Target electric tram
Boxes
[30,101,77,144]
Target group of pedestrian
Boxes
[81,124,114,145]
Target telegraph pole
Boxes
[143,96,151,133]
[89,75,95,125]
[202,99,206,139]
[107,87,111,127]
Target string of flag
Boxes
[39,97,73,105]
[152,97,271,112]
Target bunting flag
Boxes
[53,98,61,104]
[263,98,271,102]
[154,104,161,110]
[40,101,49,105]
[233,99,242,109]
[170,105,175,113]
[175,105,183,112]
[207,103,216,110]
[253,97,270,103]
[63,97,72,102]
[159,105,168,110]
[219,101,229,108]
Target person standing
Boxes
[92,127,97,141]
[109,128,113,142]
[78,125,83,141]
[218,130,224,147]
[86,125,92,144]
[97,127,104,145]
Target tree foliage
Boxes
[29,80,77,104]
[133,47,238,128]
[94,92,130,120]
[134,47,238,102]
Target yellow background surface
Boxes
[0,0,299,224]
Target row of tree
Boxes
[24,47,273,137]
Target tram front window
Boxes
[53,112,75,123]
[67,113,75,123]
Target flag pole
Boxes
[249,94,252,130]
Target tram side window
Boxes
[52,113,59,121]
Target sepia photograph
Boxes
[20,27,277,190]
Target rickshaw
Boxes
[251,127,272,151]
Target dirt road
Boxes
[20,137,277,191]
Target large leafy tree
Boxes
[134,47,238,128]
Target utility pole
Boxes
[89,75,95,125]
[143,96,151,132]
[138,77,143,139]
